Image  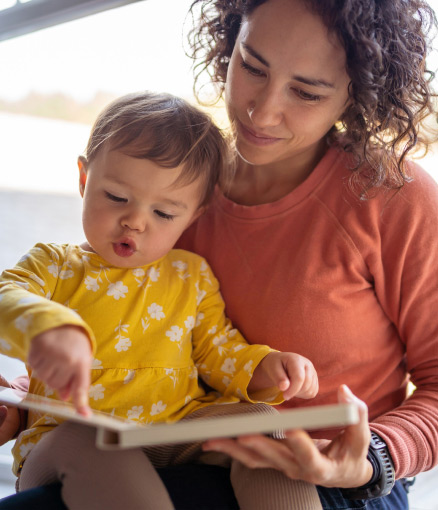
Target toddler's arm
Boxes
[29,325,92,415]
[248,352,318,400]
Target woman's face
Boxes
[225,0,351,169]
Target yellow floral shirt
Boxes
[0,243,278,473]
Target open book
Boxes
[0,387,359,450]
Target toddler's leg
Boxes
[226,404,322,510]
[19,421,174,510]
[231,461,322,510]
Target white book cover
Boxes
[0,387,359,450]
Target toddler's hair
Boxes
[84,91,229,206]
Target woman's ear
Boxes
[78,156,88,197]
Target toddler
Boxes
[0,91,321,509]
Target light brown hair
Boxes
[84,91,229,206]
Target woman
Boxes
[1,0,437,508]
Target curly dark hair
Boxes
[188,0,437,194]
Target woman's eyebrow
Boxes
[241,42,269,67]
[241,42,335,89]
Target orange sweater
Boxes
[177,145,438,479]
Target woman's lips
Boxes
[238,121,283,146]
[113,238,136,258]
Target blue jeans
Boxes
[0,466,411,510]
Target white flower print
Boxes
[132,268,145,278]
[222,376,231,387]
[141,317,150,332]
[47,263,59,278]
[43,416,58,425]
[84,276,100,292]
[195,282,207,305]
[244,360,254,375]
[107,281,128,300]
[221,358,237,375]
[172,261,187,271]
[115,337,131,352]
[91,358,103,369]
[18,253,30,263]
[59,269,74,279]
[213,334,228,356]
[185,395,192,405]
[184,316,195,331]
[147,266,160,282]
[15,315,31,333]
[124,370,135,384]
[236,389,245,400]
[189,366,198,379]
[228,329,237,338]
[208,325,218,335]
[196,312,204,327]
[0,338,11,351]
[127,406,144,422]
[59,261,74,280]
[200,260,212,285]
[166,326,183,343]
[150,401,167,416]
[148,303,165,320]
[89,384,105,401]
[19,442,35,459]
[233,344,246,353]
[165,368,177,387]
[114,321,131,352]
[172,261,190,280]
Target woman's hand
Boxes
[203,385,374,489]
[0,375,21,444]
[29,325,93,416]
[248,352,318,400]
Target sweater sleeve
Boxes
[0,243,95,362]
[190,259,283,404]
[367,166,438,478]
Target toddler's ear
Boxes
[78,156,88,197]
[189,206,206,226]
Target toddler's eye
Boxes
[105,191,126,202]
[154,210,175,221]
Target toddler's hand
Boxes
[249,352,318,400]
[28,325,92,416]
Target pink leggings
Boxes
[19,403,322,510]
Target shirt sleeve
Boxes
[367,166,438,477]
[0,243,95,362]
[190,259,283,404]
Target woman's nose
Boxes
[247,85,284,128]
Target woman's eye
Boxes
[105,191,126,203]
[154,210,175,221]
[240,60,266,78]
[295,89,321,102]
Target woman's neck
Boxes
[224,142,328,206]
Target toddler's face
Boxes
[79,148,204,267]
